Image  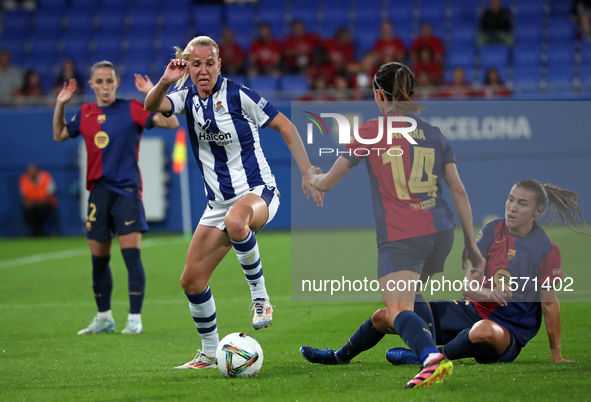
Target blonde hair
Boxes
[173,36,220,89]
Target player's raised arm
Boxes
[267,112,324,206]
[144,59,188,113]
[135,74,180,130]
[53,79,77,142]
[541,289,575,363]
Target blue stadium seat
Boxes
[280,74,309,91]
[194,4,223,40]
[249,75,278,92]
[355,32,379,59]
[118,78,142,95]
[450,1,479,24]
[547,18,576,42]
[479,45,509,70]
[36,0,67,15]
[128,10,159,32]
[446,47,475,69]
[514,0,545,20]
[545,43,575,68]
[69,0,98,12]
[513,44,541,68]
[1,10,32,38]
[580,42,591,65]
[33,14,62,34]
[258,0,286,12]
[92,35,124,63]
[545,66,574,84]
[121,56,152,78]
[125,36,155,58]
[579,66,591,84]
[61,37,90,67]
[479,65,508,83]
[387,2,413,25]
[512,66,541,86]
[418,2,446,25]
[29,37,59,61]
[321,10,351,36]
[96,12,127,36]
[449,25,477,46]
[163,0,192,6]
[258,9,286,38]
[0,38,27,65]
[353,14,381,37]
[550,0,572,17]
[233,32,253,54]
[514,23,543,44]
[158,29,189,53]
[225,75,248,86]
[161,9,190,33]
[65,10,95,33]
[227,4,256,33]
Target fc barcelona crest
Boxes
[215,101,225,114]
[507,249,516,260]
[97,114,106,124]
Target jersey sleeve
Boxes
[65,108,82,138]
[130,99,155,129]
[440,132,456,165]
[538,242,562,285]
[239,85,279,128]
[476,221,495,257]
[164,87,189,117]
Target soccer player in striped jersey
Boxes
[144,36,323,370]
[53,61,179,335]
[301,62,485,388]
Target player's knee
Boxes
[371,309,391,333]
[180,269,207,294]
[469,321,498,344]
[224,211,249,240]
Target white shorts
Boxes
[199,185,281,232]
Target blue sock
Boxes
[393,310,439,364]
[441,328,482,360]
[121,248,145,314]
[336,318,385,362]
[91,255,112,312]
[413,293,436,343]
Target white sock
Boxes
[97,310,112,320]
[187,287,219,355]
[423,352,441,366]
[128,313,141,322]
[231,231,268,299]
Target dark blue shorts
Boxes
[86,184,148,240]
[430,299,522,363]
[377,229,454,278]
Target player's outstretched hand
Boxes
[135,74,154,94]
[162,59,189,85]
[304,166,324,206]
[462,244,485,271]
[552,356,577,363]
[56,79,77,105]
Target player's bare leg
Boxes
[225,194,274,330]
[175,225,231,369]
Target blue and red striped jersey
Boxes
[470,219,562,346]
[343,114,456,245]
[67,99,155,199]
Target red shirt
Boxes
[219,43,245,72]
[324,38,356,67]
[374,37,406,61]
[411,36,444,59]
[412,62,443,83]
[250,39,282,69]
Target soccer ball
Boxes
[216,332,264,378]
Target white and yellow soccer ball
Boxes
[216,332,264,378]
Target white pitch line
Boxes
[0,236,188,269]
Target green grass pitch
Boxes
[0,228,590,401]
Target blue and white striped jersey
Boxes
[166,75,279,201]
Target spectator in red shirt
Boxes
[298,74,335,101]
[283,19,322,73]
[434,66,481,98]
[249,23,282,77]
[412,47,442,85]
[411,23,444,64]
[308,47,336,85]
[219,27,245,75]
[324,27,356,75]
[12,70,44,98]
[373,20,405,64]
